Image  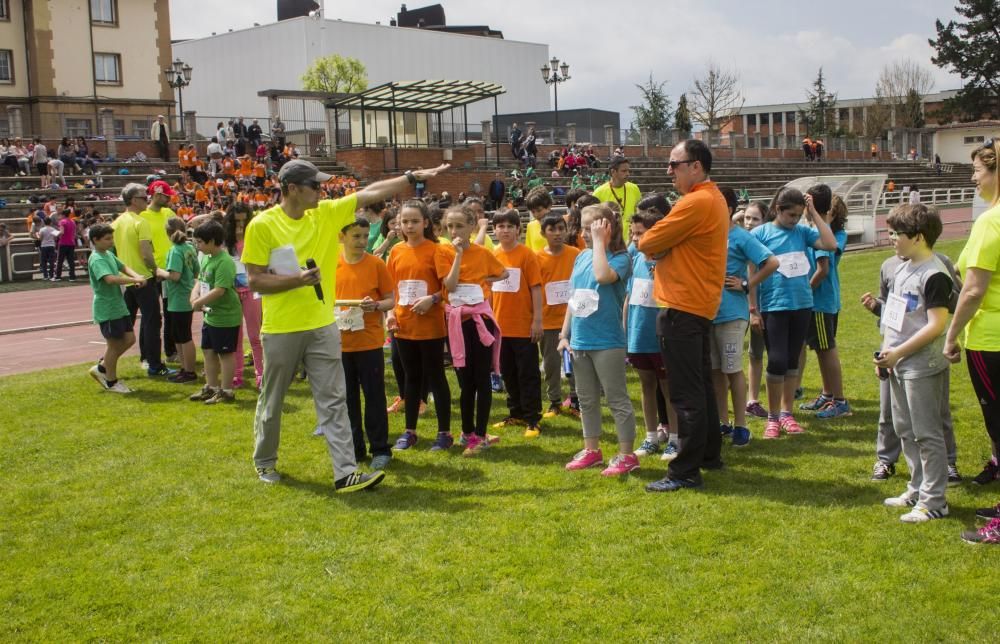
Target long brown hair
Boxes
[399,199,438,243]
[581,203,627,254]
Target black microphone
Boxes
[305,258,324,303]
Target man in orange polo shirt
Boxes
[638,139,728,492]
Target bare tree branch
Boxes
[689,62,745,132]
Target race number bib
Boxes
[882,292,907,333]
[492,268,521,293]
[544,280,571,305]
[568,289,600,318]
[397,280,428,306]
[234,258,249,288]
[628,278,657,308]
[199,280,211,297]
[451,283,484,306]
[335,306,365,332]
[776,251,809,279]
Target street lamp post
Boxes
[540,56,570,144]
[163,59,193,138]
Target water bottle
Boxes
[562,349,573,376]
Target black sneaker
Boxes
[972,459,1000,486]
[871,460,895,481]
[948,464,963,486]
[646,475,704,493]
[975,503,1000,521]
[334,470,386,494]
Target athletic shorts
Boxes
[36,163,48,176]
[169,310,194,344]
[710,319,748,373]
[201,324,240,354]
[627,352,666,379]
[806,312,838,351]
[99,315,132,340]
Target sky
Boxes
[169,0,965,124]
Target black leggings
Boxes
[390,334,427,402]
[762,309,811,377]
[396,337,451,434]
[455,318,495,437]
[966,349,1000,453]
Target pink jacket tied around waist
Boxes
[445,301,501,373]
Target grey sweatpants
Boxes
[876,368,956,465]
[253,323,357,480]
[889,370,948,511]
[572,347,636,445]
[540,329,576,403]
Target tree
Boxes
[674,94,692,135]
[901,89,925,129]
[929,0,1000,120]
[799,67,838,136]
[873,60,934,128]
[689,62,744,133]
[630,74,671,134]
[301,54,368,93]
[863,86,893,139]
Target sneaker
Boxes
[393,430,418,450]
[962,517,1000,544]
[334,470,386,493]
[429,432,454,451]
[565,448,603,471]
[88,364,109,389]
[257,467,281,483]
[165,353,180,363]
[107,381,133,394]
[565,400,581,418]
[523,424,541,438]
[543,402,561,419]
[147,364,177,377]
[205,390,235,405]
[168,370,197,384]
[189,385,217,402]
[746,401,768,418]
[780,415,805,435]
[720,423,733,437]
[635,439,662,457]
[884,492,917,508]
[659,441,679,461]
[731,426,751,447]
[386,396,405,413]
[370,454,392,470]
[972,459,1000,485]
[799,393,832,411]
[601,453,640,477]
[463,434,491,456]
[492,417,526,430]
[816,400,852,419]
[459,432,471,446]
[763,420,781,439]
[490,373,505,393]
[900,504,949,523]
[871,461,896,481]
[975,503,1000,521]
[645,475,703,492]
[948,464,963,486]
[232,377,244,389]
[793,387,804,400]
[313,427,324,436]
[562,397,572,408]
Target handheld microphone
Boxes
[305,258,324,303]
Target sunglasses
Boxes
[667,159,696,170]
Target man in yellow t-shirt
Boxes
[113,183,172,376]
[242,159,449,491]
[141,180,179,361]
[592,156,642,232]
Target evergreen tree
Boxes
[901,89,926,129]
[929,0,1000,120]
[799,67,837,137]
[630,74,672,133]
[674,94,692,134]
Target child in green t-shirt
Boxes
[189,220,243,405]
[163,217,200,384]
[86,223,146,394]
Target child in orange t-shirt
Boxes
[386,200,452,450]
[336,217,395,470]
[491,209,544,437]
[536,213,581,418]
[435,205,508,454]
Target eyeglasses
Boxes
[667,159,696,170]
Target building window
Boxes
[94,53,121,85]
[132,119,151,139]
[0,118,9,136]
[90,0,117,24]
[746,114,756,127]
[0,49,12,83]
[0,0,9,21]
[65,118,93,138]
[113,119,125,137]
[963,135,986,145]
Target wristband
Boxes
[749,306,758,314]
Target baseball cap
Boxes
[278,159,332,185]
[147,180,176,197]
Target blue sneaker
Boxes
[147,364,177,377]
[429,432,454,451]
[731,426,751,447]
[793,387,804,400]
[720,423,733,437]
[799,393,832,411]
[816,399,852,419]
[393,430,418,450]
[659,441,679,462]
[635,439,661,456]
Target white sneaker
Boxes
[635,439,661,457]
[900,505,949,523]
[89,364,109,389]
[107,381,133,394]
[883,493,917,508]
[660,441,679,461]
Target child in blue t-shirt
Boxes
[558,203,636,477]
[751,187,837,439]
[799,187,852,418]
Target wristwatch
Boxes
[741,279,749,293]
[405,170,417,185]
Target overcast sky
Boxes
[169,0,964,123]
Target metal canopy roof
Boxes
[328,80,506,112]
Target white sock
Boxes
[669,433,678,445]
[646,431,659,443]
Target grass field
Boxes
[2,238,998,641]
